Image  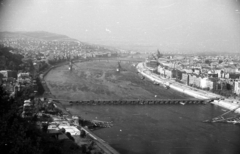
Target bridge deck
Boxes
[65,99,213,105]
[93,58,142,62]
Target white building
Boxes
[200,78,209,89]
[234,80,240,95]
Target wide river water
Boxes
[68,104,240,154]
[45,60,240,154]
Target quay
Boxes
[211,99,240,114]
[39,58,240,154]
[137,62,222,100]
[136,62,240,115]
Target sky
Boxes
[0,0,240,53]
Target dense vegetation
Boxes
[0,86,80,154]
[0,45,24,70]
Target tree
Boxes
[0,46,24,71]
[205,59,211,66]
[0,86,65,154]
[218,60,223,64]
[0,86,42,154]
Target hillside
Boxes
[0,31,78,42]
[0,31,123,55]
[0,46,24,70]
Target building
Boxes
[193,75,201,88]
[224,73,240,80]
[175,70,183,80]
[224,66,237,74]
[146,60,159,69]
[200,77,209,89]
[235,68,240,74]
[193,68,201,75]
[206,78,218,91]
[234,80,240,95]
[0,70,17,79]
[215,69,224,78]
[207,73,218,78]
[188,74,201,87]
[164,68,177,79]
[182,69,193,74]
[157,66,165,76]
[181,73,189,85]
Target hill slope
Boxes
[0,31,78,42]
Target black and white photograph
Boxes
[0,0,240,154]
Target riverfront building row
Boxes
[145,52,240,97]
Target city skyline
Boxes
[0,0,240,53]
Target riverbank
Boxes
[41,58,240,154]
[39,59,120,154]
[211,99,240,114]
[137,62,240,113]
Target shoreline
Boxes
[39,58,240,154]
[211,99,240,114]
[136,62,240,113]
[39,58,120,154]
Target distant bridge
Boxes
[92,58,143,63]
[51,98,214,105]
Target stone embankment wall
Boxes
[212,100,240,114]
[137,62,240,114]
[137,62,221,99]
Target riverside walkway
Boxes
[136,62,222,100]
[136,62,240,116]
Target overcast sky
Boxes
[0,0,239,53]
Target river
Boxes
[68,104,240,154]
[45,60,240,154]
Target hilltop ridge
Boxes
[0,31,78,42]
[0,31,125,53]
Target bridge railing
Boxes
[67,99,213,106]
